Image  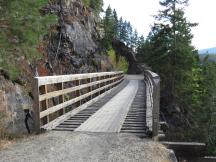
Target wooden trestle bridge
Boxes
[10,70,213,161]
[33,70,161,138]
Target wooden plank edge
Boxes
[37,71,124,86]
[39,75,122,101]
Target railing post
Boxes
[58,82,65,115]
[152,76,160,137]
[40,85,49,124]
[33,78,40,133]
[78,80,81,105]
[144,70,160,139]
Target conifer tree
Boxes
[131,29,138,50]
[103,5,115,48]
[203,63,216,154]
[117,17,123,40]
[119,20,129,44]
[112,9,119,39]
[89,0,103,15]
[126,22,133,47]
[145,0,198,107]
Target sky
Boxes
[103,0,216,50]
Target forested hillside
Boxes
[199,47,216,55]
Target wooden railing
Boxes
[144,70,160,138]
[33,71,124,133]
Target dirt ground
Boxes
[0,131,177,162]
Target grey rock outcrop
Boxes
[39,0,111,76]
[0,75,33,135]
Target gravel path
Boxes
[0,131,176,162]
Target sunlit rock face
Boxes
[40,0,111,75]
[62,0,98,55]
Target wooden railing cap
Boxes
[35,71,124,86]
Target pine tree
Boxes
[145,0,198,107]
[119,20,128,44]
[125,21,133,46]
[103,5,115,48]
[136,35,147,60]
[198,61,216,154]
[112,9,119,39]
[131,29,138,50]
[117,17,123,40]
[89,0,103,15]
[137,35,145,49]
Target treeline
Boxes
[103,5,144,50]
[136,0,216,155]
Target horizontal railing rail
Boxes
[33,71,124,133]
[144,70,160,138]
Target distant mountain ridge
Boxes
[199,47,216,55]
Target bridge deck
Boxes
[54,75,147,137]
[75,80,138,132]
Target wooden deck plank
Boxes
[75,80,139,132]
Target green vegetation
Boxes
[102,5,116,48]
[0,0,57,80]
[138,0,198,106]
[82,0,103,15]
[83,0,90,7]
[136,0,216,155]
[0,0,214,154]
[108,48,128,73]
[102,6,140,49]
[194,61,216,154]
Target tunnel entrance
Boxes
[112,40,142,74]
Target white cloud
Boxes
[103,0,216,49]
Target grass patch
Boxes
[108,48,128,73]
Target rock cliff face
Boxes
[39,0,112,76]
[0,0,113,135]
[0,75,32,135]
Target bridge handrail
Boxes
[144,70,160,138]
[33,71,124,133]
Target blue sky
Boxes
[103,0,216,50]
